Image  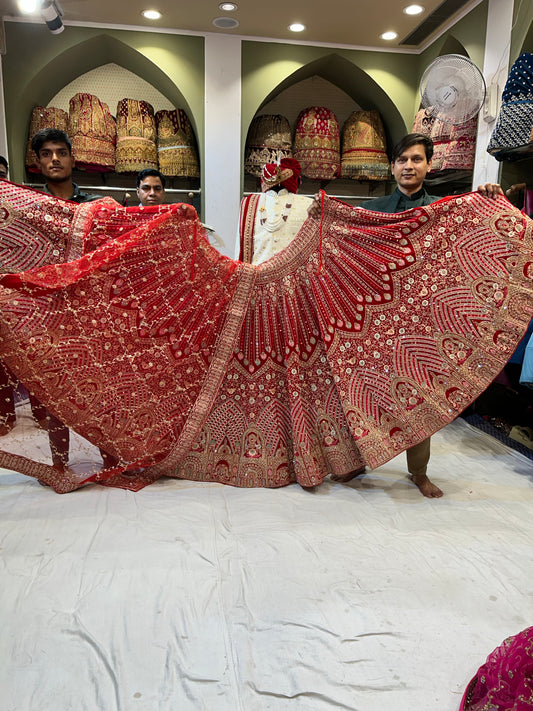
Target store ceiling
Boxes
[1,0,479,50]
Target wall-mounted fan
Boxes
[419,54,486,125]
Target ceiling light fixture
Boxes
[289,23,305,32]
[142,9,161,20]
[212,17,239,29]
[404,4,424,14]
[18,0,38,13]
[380,31,398,40]
[40,0,64,34]
[219,2,237,10]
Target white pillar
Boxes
[204,34,242,258]
[472,0,514,187]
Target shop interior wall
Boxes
[510,0,533,64]
[2,22,205,186]
[415,0,489,117]
[240,1,490,200]
[241,42,418,160]
[501,5,533,198]
[2,0,529,213]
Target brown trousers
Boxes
[406,437,431,477]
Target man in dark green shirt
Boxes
[363,132,502,497]
[309,132,502,497]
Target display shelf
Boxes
[424,169,473,186]
[242,173,392,205]
[24,170,202,209]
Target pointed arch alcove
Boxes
[243,53,407,201]
[3,25,204,185]
[437,35,470,59]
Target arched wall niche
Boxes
[437,36,470,58]
[245,53,406,162]
[5,26,203,182]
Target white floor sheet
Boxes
[1,406,532,711]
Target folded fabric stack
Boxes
[441,116,477,171]
[244,114,292,177]
[412,107,436,137]
[68,92,116,173]
[25,105,69,173]
[115,98,158,173]
[341,110,389,180]
[155,109,199,177]
[427,114,452,172]
[412,107,473,173]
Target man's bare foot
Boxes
[331,466,366,483]
[410,473,443,498]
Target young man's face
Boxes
[391,143,432,195]
[137,175,165,206]
[36,141,74,182]
[0,164,7,179]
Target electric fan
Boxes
[419,54,486,125]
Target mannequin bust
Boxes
[239,158,311,264]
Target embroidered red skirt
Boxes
[1,182,532,492]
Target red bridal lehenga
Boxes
[0,181,532,493]
[460,626,533,710]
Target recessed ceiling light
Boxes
[404,4,424,14]
[380,31,398,40]
[18,0,38,12]
[219,2,237,10]
[142,10,161,20]
[289,23,306,32]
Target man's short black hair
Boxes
[391,133,434,163]
[31,128,72,157]
[0,156,8,172]
[136,168,166,189]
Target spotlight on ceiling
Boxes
[40,0,64,34]
[404,4,424,14]
[142,10,162,20]
[18,0,39,13]
[219,2,238,10]
[380,31,398,40]
[289,23,306,32]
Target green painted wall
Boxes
[241,42,419,152]
[3,22,204,182]
[510,0,533,61]
[241,2,490,155]
[411,1,488,118]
